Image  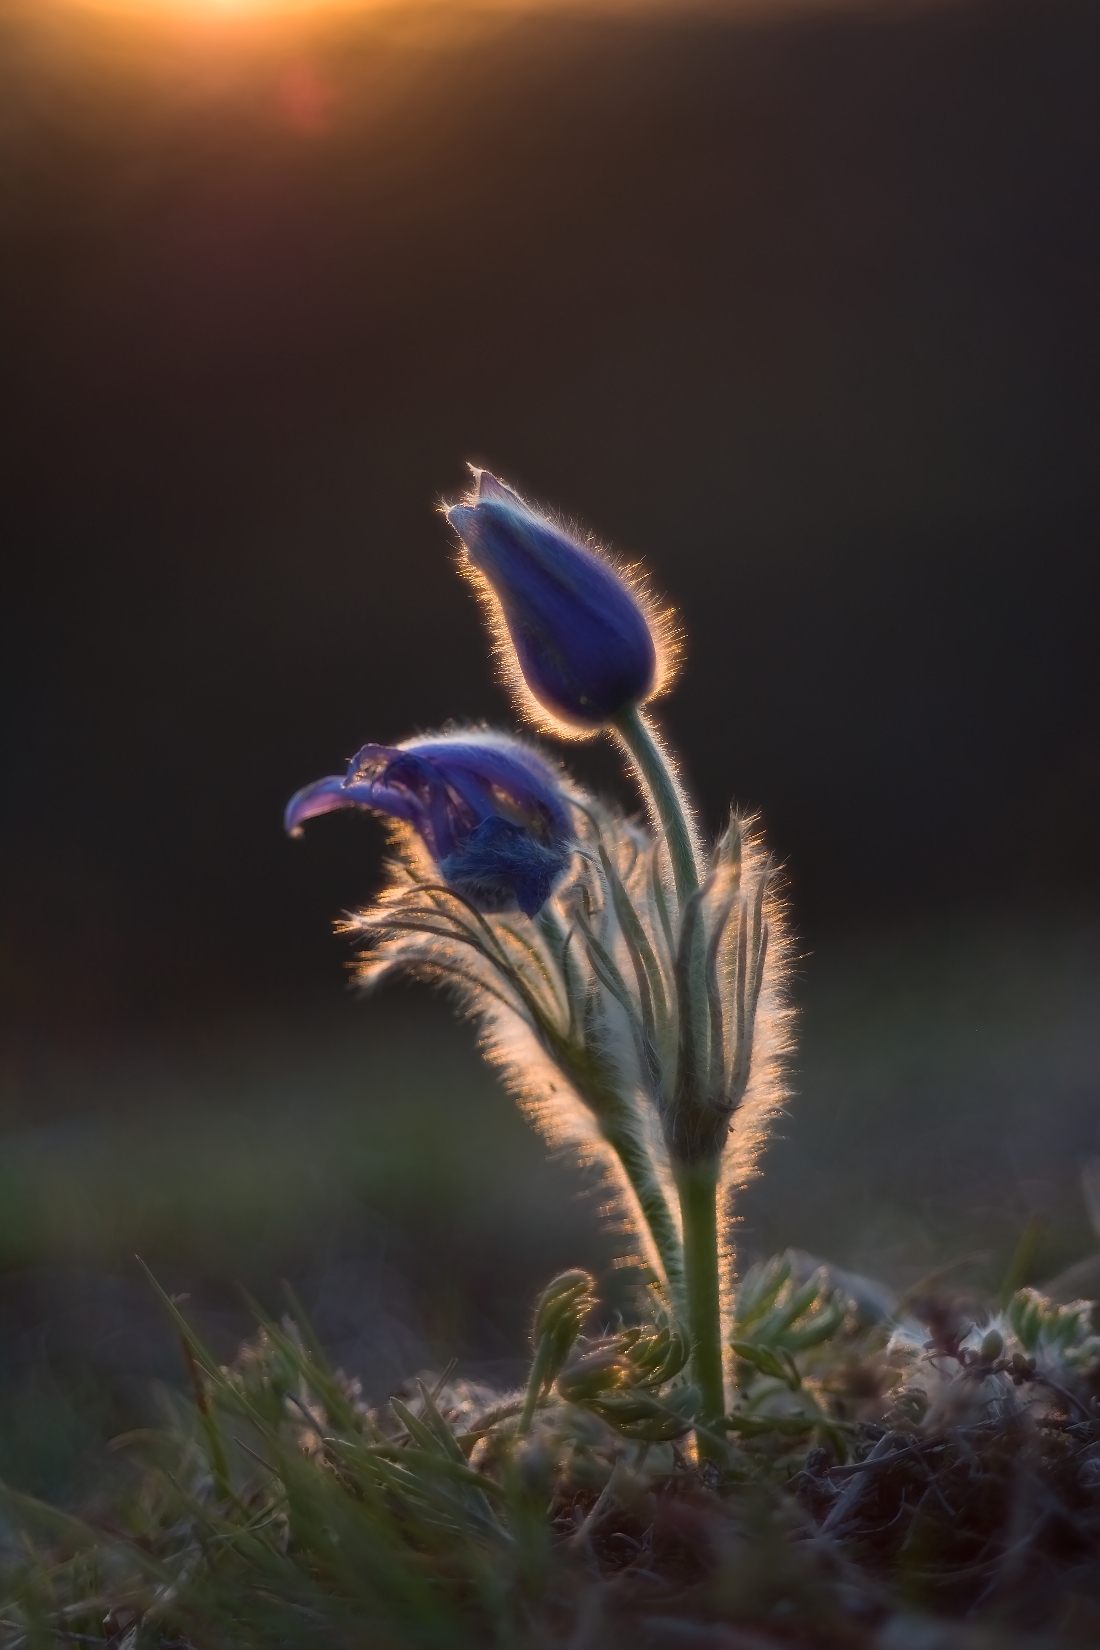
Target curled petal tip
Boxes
[472,468,523,506]
[284,775,359,836]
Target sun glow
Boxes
[55,0,593,16]
[64,0,373,15]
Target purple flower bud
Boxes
[285,730,572,918]
[446,470,661,731]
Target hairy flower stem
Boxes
[603,1113,686,1306]
[613,705,702,906]
[614,707,725,1437]
[675,1157,726,1451]
[563,1052,684,1302]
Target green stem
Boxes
[675,1157,726,1453]
[600,1107,685,1310]
[615,703,725,1452]
[613,705,702,906]
[554,1036,684,1306]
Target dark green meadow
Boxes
[3,916,1097,1503]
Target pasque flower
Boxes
[285,731,572,917]
[285,466,788,1447]
[446,470,660,731]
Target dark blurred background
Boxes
[1,0,1099,1497]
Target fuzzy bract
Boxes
[344,793,789,1311]
[446,469,659,731]
[285,731,573,918]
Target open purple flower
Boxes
[446,470,660,732]
[285,731,573,917]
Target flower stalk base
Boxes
[675,1156,726,1454]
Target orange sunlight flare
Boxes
[56,0,611,17]
[62,0,378,16]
